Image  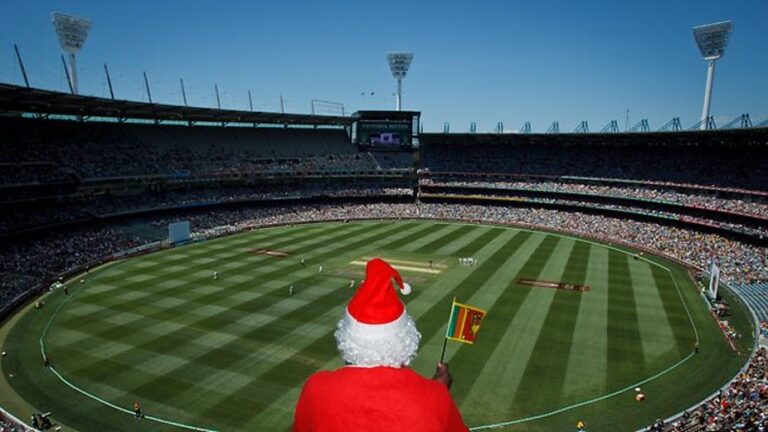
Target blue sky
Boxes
[1,0,766,132]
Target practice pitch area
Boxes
[0,221,754,431]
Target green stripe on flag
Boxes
[447,304,460,338]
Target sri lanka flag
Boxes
[445,299,487,344]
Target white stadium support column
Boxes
[700,60,716,130]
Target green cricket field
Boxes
[0,220,755,431]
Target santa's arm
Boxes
[292,380,314,432]
[445,393,469,432]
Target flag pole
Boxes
[439,336,448,363]
[440,297,456,363]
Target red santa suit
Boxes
[294,366,466,432]
[293,258,468,432]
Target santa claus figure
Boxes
[293,258,468,432]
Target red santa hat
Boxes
[348,258,411,321]
[335,258,420,367]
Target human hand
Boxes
[432,362,453,389]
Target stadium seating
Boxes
[0,117,361,180]
[420,139,768,189]
[731,283,768,322]
[420,178,768,218]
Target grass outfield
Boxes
[0,221,755,431]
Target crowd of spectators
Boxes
[370,152,414,170]
[422,179,768,218]
[0,411,35,432]
[74,185,411,218]
[759,322,768,340]
[0,226,144,310]
[172,203,421,239]
[2,201,767,317]
[647,347,767,431]
[204,153,384,176]
[421,142,768,190]
[0,203,419,312]
[417,204,768,284]
[0,208,87,236]
[421,189,768,238]
[0,149,385,181]
[8,177,768,240]
[0,275,37,314]
[680,216,768,239]
[0,185,413,235]
[0,119,416,182]
[0,163,73,185]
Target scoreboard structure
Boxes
[351,110,421,150]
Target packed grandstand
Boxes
[1,83,767,431]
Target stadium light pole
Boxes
[693,21,733,130]
[387,52,413,111]
[13,44,31,88]
[104,63,115,99]
[180,78,189,106]
[52,12,92,95]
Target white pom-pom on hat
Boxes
[400,282,412,295]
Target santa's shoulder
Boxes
[302,369,337,387]
[308,366,449,392]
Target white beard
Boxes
[334,312,421,368]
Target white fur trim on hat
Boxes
[341,308,408,339]
[400,282,412,295]
[335,309,421,367]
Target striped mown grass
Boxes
[0,221,755,431]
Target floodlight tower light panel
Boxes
[52,12,91,96]
[387,52,413,111]
[387,52,413,79]
[52,12,92,53]
[693,21,733,60]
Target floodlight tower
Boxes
[692,21,733,130]
[52,12,92,95]
[387,52,413,111]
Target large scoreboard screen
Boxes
[357,121,412,147]
[352,111,420,150]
